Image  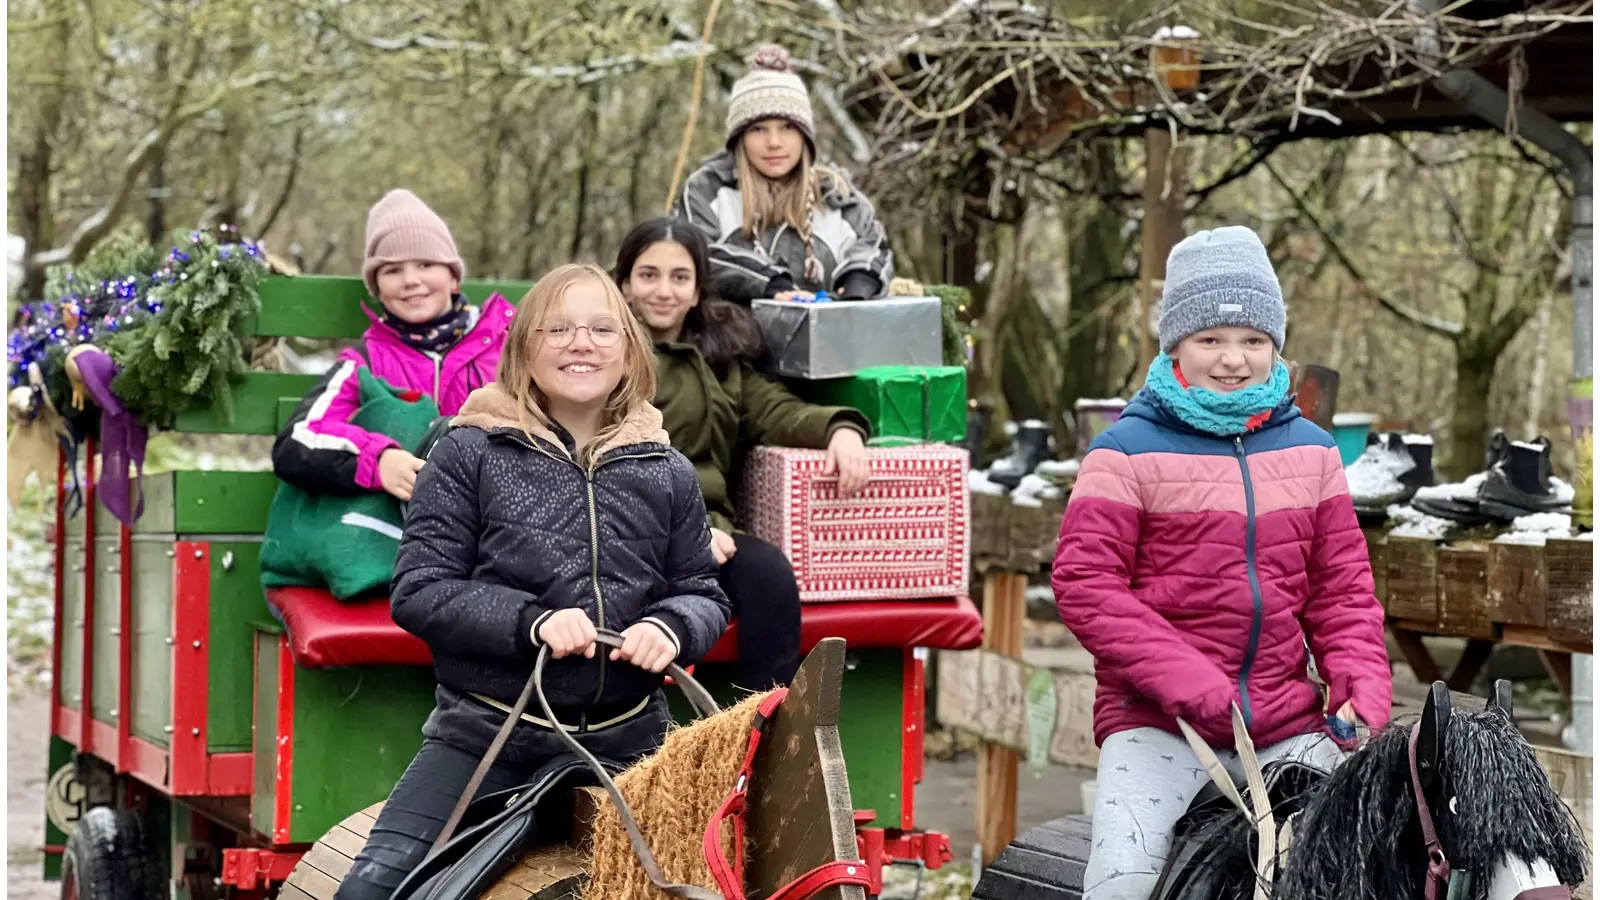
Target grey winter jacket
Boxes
[674,150,895,304]
[389,382,731,723]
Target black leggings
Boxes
[719,533,802,691]
[333,690,668,900]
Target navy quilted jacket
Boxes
[390,382,731,721]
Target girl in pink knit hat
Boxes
[272,189,515,501]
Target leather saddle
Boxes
[389,752,622,900]
[1146,758,1330,900]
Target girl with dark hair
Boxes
[614,217,871,691]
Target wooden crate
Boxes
[1362,528,1387,606]
[1487,542,1547,627]
[1544,538,1594,645]
[935,647,1099,770]
[971,492,1012,560]
[1385,537,1441,626]
[1435,543,1495,639]
[1006,496,1066,571]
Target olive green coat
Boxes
[653,341,869,533]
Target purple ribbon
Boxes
[73,348,147,526]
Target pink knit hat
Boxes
[362,189,465,296]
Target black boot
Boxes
[988,420,1052,489]
[1480,435,1566,520]
[1397,435,1436,492]
[963,410,988,462]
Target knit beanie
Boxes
[725,45,816,152]
[1157,226,1286,352]
[362,189,465,297]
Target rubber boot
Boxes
[1480,436,1566,520]
[987,421,1051,489]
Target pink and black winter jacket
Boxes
[271,293,514,495]
[1051,390,1392,750]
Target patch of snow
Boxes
[1549,477,1575,505]
[1495,531,1552,546]
[1034,458,1080,477]
[1401,434,1434,446]
[1073,398,1127,409]
[1345,443,1414,501]
[1513,441,1547,452]
[1025,585,1054,604]
[1003,420,1018,437]
[1387,505,1454,540]
[1413,472,1487,503]
[1012,473,1063,508]
[1495,512,1574,544]
[1331,412,1380,426]
[1579,532,1595,541]
[968,469,1006,495]
[1153,24,1201,40]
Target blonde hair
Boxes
[734,142,850,285]
[495,263,657,462]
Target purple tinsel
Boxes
[72,348,147,526]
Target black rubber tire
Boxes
[969,814,1091,900]
[60,806,166,900]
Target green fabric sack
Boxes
[803,365,967,444]
[260,368,442,601]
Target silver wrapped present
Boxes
[751,296,944,379]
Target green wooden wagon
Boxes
[40,274,983,900]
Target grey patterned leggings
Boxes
[1082,727,1345,900]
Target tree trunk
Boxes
[147,36,171,243]
[1446,339,1498,481]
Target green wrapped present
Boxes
[804,365,967,444]
[260,368,441,601]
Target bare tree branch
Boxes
[1263,157,1464,338]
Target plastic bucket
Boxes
[1331,413,1380,466]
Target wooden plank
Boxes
[970,492,1011,561]
[284,861,342,900]
[1544,537,1594,645]
[1487,541,1547,626]
[1363,529,1387,609]
[298,843,353,882]
[479,879,537,900]
[1384,537,1440,626]
[978,571,1027,866]
[320,823,368,860]
[1435,543,1495,639]
[746,637,865,900]
[130,471,281,535]
[343,805,381,839]
[1500,625,1593,655]
[276,884,321,900]
[248,275,533,339]
[171,372,319,435]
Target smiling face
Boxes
[528,277,630,416]
[622,240,699,342]
[1170,326,1276,393]
[740,118,806,180]
[374,260,458,323]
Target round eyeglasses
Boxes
[534,316,625,348]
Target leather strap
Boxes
[1407,722,1452,900]
[429,629,718,859]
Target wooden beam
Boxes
[976,571,1027,866]
[1137,127,1188,379]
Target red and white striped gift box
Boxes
[738,444,970,602]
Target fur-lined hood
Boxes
[451,381,668,459]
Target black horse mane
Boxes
[1178,709,1588,900]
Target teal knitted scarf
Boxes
[1144,355,1290,437]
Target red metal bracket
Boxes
[220,848,304,891]
[855,827,953,896]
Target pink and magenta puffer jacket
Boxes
[271,293,515,495]
[1052,391,1391,750]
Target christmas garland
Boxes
[8,225,269,433]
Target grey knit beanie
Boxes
[725,45,816,152]
[1157,225,1285,352]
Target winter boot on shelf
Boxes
[1397,434,1436,493]
[1479,435,1569,521]
[987,420,1052,489]
[1347,432,1420,522]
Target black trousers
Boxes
[333,689,669,900]
[719,533,802,692]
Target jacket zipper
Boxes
[429,351,443,398]
[503,429,670,721]
[1233,435,1263,730]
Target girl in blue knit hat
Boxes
[1052,225,1391,899]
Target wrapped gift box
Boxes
[739,444,970,602]
[801,365,968,443]
[752,296,943,379]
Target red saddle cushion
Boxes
[265,587,984,670]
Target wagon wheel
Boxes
[60,806,166,900]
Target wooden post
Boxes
[976,570,1028,865]
[1137,127,1189,381]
